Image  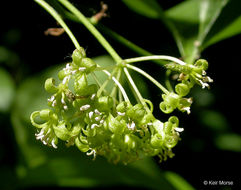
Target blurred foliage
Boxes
[0,0,240,189]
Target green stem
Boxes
[123,67,145,106]
[165,70,173,92]
[126,64,169,95]
[97,67,118,97]
[98,24,152,56]
[110,69,121,97]
[124,55,186,66]
[102,70,129,102]
[58,0,122,63]
[35,0,80,50]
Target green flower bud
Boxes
[58,69,68,81]
[165,63,192,74]
[194,59,208,70]
[126,104,145,121]
[45,78,58,93]
[124,134,136,150]
[164,116,179,134]
[74,73,88,95]
[72,48,86,66]
[177,98,192,114]
[162,93,179,107]
[175,83,190,96]
[81,58,97,74]
[75,136,89,152]
[164,135,178,149]
[96,96,113,112]
[108,114,126,134]
[116,101,132,113]
[53,122,72,141]
[39,109,52,120]
[150,133,163,148]
[159,102,174,114]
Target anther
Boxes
[80,104,91,111]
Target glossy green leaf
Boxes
[215,134,241,152]
[203,0,241,47]
[11,55,191,189]
[165,0,199,24]
[0,67,15,112]
[122,0,162,19]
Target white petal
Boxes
[95,116,101,121]
[94,109,101,115]
[175,127,184,132]
[80,104,91,111]
[91,94,96,100]
[91,124,98,129]
[89,111,94,119]
[51,139,57,149]
[117,112,125,116]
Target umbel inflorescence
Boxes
[31,48,212,164]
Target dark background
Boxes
[0,0,240,189]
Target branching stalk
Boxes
[58,0,122,63]
[126,64,169,95]
[124,55,186,66]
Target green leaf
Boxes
[203,0,241,47]
[165,0,228,63]
[11,55,191,189]
[164,171,195,190]
[199,110,228,132]
[165,0,199,24]
[214,134,241,152]
[0,67,15,112]
[88,55,115,94]
[122,0,162,19]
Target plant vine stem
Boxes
[124,55,186,66]
[35,0,80,50]
[110,69,121,97]
[123,67,147,108]
[58,0,122,63]
[126,64,169,95]
[97,67,118,97]
[102,70,129,102]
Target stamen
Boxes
[51,139,57,149]
[91,94,96,100]
[79,67,86,71]
[91,123,98,129]
[94,109,101,115]
[80,104,91,111]
[95,116,101,121]
[52,100,57,107]
[89,111,94,119]
[175,127,184,132]
[117,111,125,116]
[183,107,191,114]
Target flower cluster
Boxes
[30,48,185,164]
[161,59,213,114]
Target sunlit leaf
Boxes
[0,67,15,112]
[122,0,162,19]
[215,134,241,152]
